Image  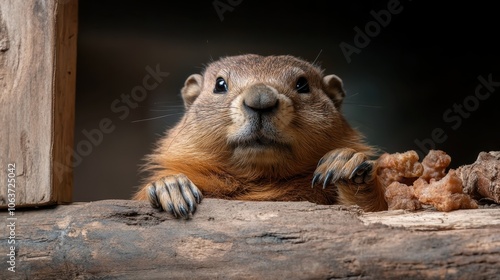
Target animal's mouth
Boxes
[230,135,290,151]
[243,136,278,147]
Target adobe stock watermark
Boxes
[414,73,499,159]
[339,0,411,64]
[6,163,17,273]
[53,64,170,182]
[213,0,243,21]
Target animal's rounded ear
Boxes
[322,74,346,109]
[181,74,203,109]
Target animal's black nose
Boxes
[243,84,279,114]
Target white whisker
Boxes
[312,49,323,65]
[344,103,382,109]
[131,114,179,123]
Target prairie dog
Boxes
[134,54,387,217]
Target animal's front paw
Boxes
[146,174,203,219]
[312,148,375,188]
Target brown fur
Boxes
[134,54,387,217]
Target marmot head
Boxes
[177,54,358,178]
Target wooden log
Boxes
[1,199,499,279]
[0,0,78,207]
[458,151,500,204]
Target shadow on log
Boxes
[2,199,499,279]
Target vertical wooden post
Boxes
[0,0,78,207]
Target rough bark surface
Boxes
[458,151,500,204]
[1,199,499,279]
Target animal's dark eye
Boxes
[296,77,310,93]
[213,77,228,93]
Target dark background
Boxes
[74,0,500,201]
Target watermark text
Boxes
[213,0,243,21]
[6,163,17,273]
[339,0,410,63]
[414,73,499,158]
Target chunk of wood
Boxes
[2,199,499,279]
[458,151,500,204]
[360,208,500,230]
[0,0,78,207]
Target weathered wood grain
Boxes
[1,199,499,279]
[0,0,78,207]
[458,151,500,204]
[360,207,500,230]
